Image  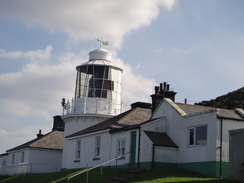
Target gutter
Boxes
[137,127,141,168]
[219,118,223,178]
[217,116,244,122]
[152,144,155,169]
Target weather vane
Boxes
[97,38,108,48]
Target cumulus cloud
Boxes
[0,47,155,153]
[0,125,51,154]
[0,0,176,48]
[112,52,155,104]
[0,47,154,118]
[0,52,78,119]
[0,46,52,62]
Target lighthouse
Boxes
[62,48,123,136]
[61,47,123,168]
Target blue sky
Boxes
[0,0,243,153]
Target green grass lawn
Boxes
[129,168,238,183]
[0,167,239,183]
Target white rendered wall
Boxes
[65,131,111,169]
[62,115,110,169]
[154,147,178,163]
[0,148,62,175]
[152,100,218,164]
[140,119,167,163]
[110,131,132,166]
[29,148,62,173]
[216,119,244,162]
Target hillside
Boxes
[195,87,244,109]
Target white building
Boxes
[62,81,244,178]
[0,116,64,175]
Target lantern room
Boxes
[65,48,123,116]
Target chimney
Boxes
[131,102,152,109]
[151,82,177,113]
[36,130,44,138]
[52,115,64,131]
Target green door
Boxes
[130,131,137,168]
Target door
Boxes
[130,131,137,168]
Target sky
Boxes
[0,0,243,154]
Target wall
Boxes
[154,100,218,163]
[139,118,167,166]
[29,148,62,173]
[62,115,108,169]
[151,100,221,177]
[229,128,244,182]
[64,128,143,170]
[65,130,111,169]
[110,131,132,167]
[0,148,62,175]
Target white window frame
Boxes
[2,159,6,166]
[117,139,126,156]
[21,152,25,163]
[188,125,207,146]
[12,154,15,165]
[94,136,101,158]
[76,140,81,159]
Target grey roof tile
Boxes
[7,130,64,152]
[66,107,152,138]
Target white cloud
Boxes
[0,125,51,154]
[0,53,78,120]
[0,46,52,63]
[0,47,155,153]
[0,0,176,48]
[112,51,155,104]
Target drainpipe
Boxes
[219,118,223,178]
[137,127,141,168]
[152,144,155,169]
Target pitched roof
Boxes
[66,107,152,138]
[7,130,64,152]
[173,101,244,121]
[144,130,178,148]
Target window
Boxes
[2,159,6,166]
[75,65,115,99]
[188,125,207,146]
[117,139,126,156]
[76,140,81,159]
[94,136,101,157]
[21,152,25,163]
[12,154,15,165]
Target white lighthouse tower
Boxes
[62,48,122,135]
[61,48,122,168]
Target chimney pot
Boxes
[160,83,163,92]
[166,84,170,91]
[155,86,159,94]
[36,130,44,138]
[163,82,167,91]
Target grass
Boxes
[0,167,239,183]
[129,168,238,183]
[0,168,126,183]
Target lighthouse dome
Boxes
[89,48,112,62]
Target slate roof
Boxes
[7,130,64,152]
[66,107,152,138]
[175,102,244,120]
[144,130,178,148]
